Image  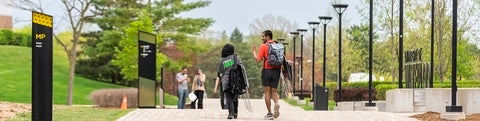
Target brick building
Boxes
[0,15,13,29]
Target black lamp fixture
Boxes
[318,16,332,88]
[308,21,320,102]
[289,32,299,95]
[332,3,348,102]
[297,28,307,99]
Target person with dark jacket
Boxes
[214,44,241,119]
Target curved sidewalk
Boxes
[117,98,418,121]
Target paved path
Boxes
[118,98,418,121]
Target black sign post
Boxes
[32,11,53,121]
[138,31,156,108]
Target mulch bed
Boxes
[410,111,480,121]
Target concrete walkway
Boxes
[118,98,418,121]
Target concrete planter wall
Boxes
[386,88,480,114]
[334,101,385,111]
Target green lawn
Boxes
[7,106,133,121]
[0,45,126,104]
[163,93,178,105]
[283,98,336,111]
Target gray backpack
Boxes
[266,42,285,66]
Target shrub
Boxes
[89,88,138,108]
[333,88,376,102]
[0,29,31,47]
[375,84,398,100]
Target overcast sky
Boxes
[1,0,365,34]
[181,0,364,34]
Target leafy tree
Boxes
[79,0,214,86]
[402,0,480,82]
[54,0,97,105]
[76,0,145,85]
[456,38,475,80]
[76,31,125,85]
[359,0,400,82]
[229,27,243,43]
[112,11,168,81]
[357,0,480,82]
[345,24,370,73]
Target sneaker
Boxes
[264,113,273,120]
[273,104,280,118]
[227,114,234,119]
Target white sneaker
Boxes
[264,113,273,120]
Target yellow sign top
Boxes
[32,12,53,28]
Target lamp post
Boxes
[290,32,299,95]
[317,17,333,110]
[297,29,307,99]
[446,0,462,113]
[295,56,302,97]
[399,0,404,89]
[366,0,376,107]
[318,16,332,88]
[332,3,348,102]
[308,22,320,102]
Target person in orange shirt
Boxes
[251,30,281,120]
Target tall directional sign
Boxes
[138,31,156,108]
[32,11,53,121]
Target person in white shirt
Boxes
[176,67,190,109]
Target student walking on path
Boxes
[214,44,241,119]
[251,30,282,120]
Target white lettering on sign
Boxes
[140,45,151,57]
[35,41,43,48]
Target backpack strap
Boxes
[233,54,237,64]
[232,54,238,70]
[263,43,271,68]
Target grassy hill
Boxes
[0,45,126,104]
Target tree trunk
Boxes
[110,73,116,84]
[437,0,446,83]
[390,1,397,84]
[67,55,76,105]
[67,30,80,105]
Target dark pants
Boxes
[190,90,204,109]
[225,90,238,116]
[220,85,227,109]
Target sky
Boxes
[1,0,365,35]
[181,0,364,34]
